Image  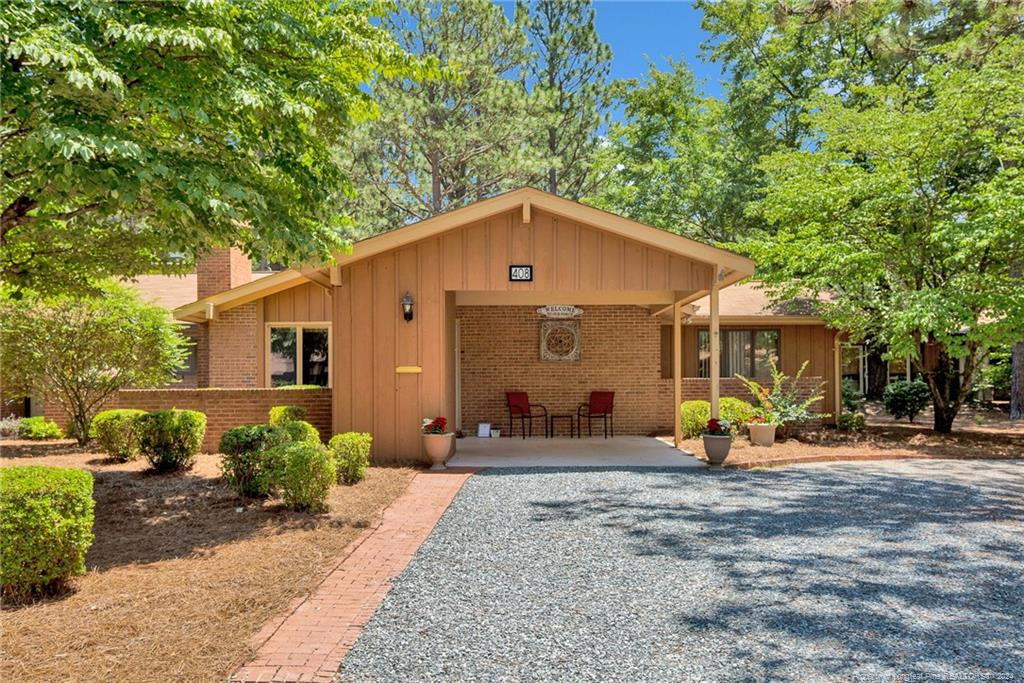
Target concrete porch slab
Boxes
[446,435,705,468]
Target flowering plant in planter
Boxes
[736,360,825,427]
[702,418,732,436]
[421,417,448,434]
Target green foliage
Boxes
[517,0,611,199]
[277,442,336,513]
[883,381,932,423]
[977,349,1012,400]
[1,0,419,294]
[680,398,756,438]
[344,0,547,236]
[268,405,307,426]
[841,379,865,413]
[738,5,1024,431]
[219,424,291,498]
[328,432,372,485]
[17,416,63,440]
[837,412,866,433]
[0,466,95,600]
[278,420,321,446]
[0,282,188,444]
[736,361,826,426]
[137,409,206,471]
[90,409,146,462]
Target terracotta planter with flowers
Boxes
[421,417,454,470]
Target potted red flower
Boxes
[701,417,733,465]
[421,417,454,470]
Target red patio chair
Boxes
[505,391,548,439]
[577,391,615,438]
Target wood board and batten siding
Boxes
[681,324,840,418]
[332,207,717,463]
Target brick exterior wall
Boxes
[45,388,331,453]
[207,302,259,387]
[197,247,252,299]
[458,305,825,436]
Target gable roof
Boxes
[685,281,829,324]
[174,187,755,322]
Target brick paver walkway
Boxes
[231,468,477,683]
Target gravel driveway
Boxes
[339,460,1024,682]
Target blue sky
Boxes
[500,1,725,97]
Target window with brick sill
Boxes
[268,325,330,387]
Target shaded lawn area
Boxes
[0,443,415,683]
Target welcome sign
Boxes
[537,305,583,319]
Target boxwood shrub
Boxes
[137,409,207,471]
[91,409,147,462]
[276,442,336,513]
[278,419,321,446]
[0,466,95,599]
[219,424,291,497]
[883,380,931,422]
[679,398,756,438]
[18,416,64,440]
[268,405,306,426]
[328,432,372,485]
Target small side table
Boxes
[548,414,576,438]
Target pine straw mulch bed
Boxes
[681,423,1024,469]
[0,444,416,683]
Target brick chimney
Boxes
[196,247,252,299]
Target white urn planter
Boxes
[702,434,732,466]
[748,423,777,447]
[422,433,455,470]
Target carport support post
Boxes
[710,276,721,419]
[673,299,682,448]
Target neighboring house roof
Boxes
[686,281,828,325]
[128,271,274,317]
[173,187,756,323]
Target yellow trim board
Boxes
[396,366,422,374]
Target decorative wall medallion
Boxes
[540,320,581,362]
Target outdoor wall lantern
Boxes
[401,292,414,322]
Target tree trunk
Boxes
[928,346,961,434]
[1011,340,1023,420]
[865,347,888,399]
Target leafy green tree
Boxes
[344,0,548,236]
[0,282,189,443]
[517,0,611,199]
[588,62,762,242]
[746,14,1024,432]
[1,0,415,294]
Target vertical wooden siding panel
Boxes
[578,226,600,290]
[669,256,693,291]
[333,268,353,433]
[510,211,533,279]
[488,216,510,290]
[646,249,669,290]
[372,254,397,460]
[396,247,419,460]
[600,233,623,290]
[350,263,374,436]
[623,242,644,289]
[442,231,464,290]
[532,212,555,290]
[555,217,577,290]
[419,238,443,419]
[464,221,488,289]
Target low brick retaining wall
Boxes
[45,388,332,453]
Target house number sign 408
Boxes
[509,265,533,282]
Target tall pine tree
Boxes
[343,0,548,236]
[517,0,611,199]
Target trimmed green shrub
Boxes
[883,380,931,422]
[268,405,306,426]
[277,442,336,513]
[841,378,864,413]
[137,409,207,471]
[18,416,63,440]
[837,411,866,432]
[0,466,95,599]
[328,432,372,485]
[219,424,291,497]
[679,398,757,438]
[279,419,321,446]
[91,409,147,462]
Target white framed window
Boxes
[266,323,331,388]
